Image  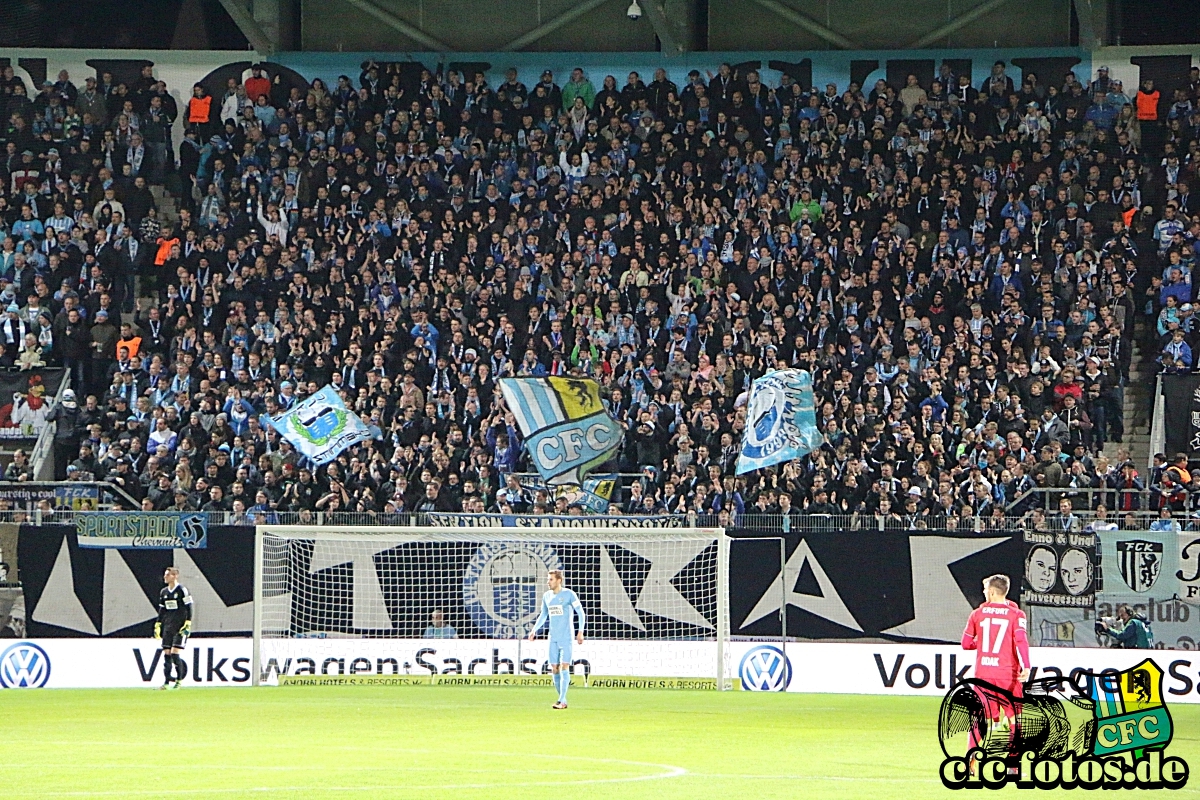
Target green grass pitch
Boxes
[5,686,1200,798]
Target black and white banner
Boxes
[19,525,251,638]
[1023,530,1200,650]
[1019,530,1098,608]
[1162,375,1200,460]
[21,526,1023,645]
[729,530,1024,642]
[268,534,720,640]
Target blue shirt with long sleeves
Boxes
[531,588,586,642]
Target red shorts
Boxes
[972,673,1023,724]
[975,669,1023,698]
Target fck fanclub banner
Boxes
[1097,529,1200,602]
[1097,530,1200,650]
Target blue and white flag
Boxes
[269,385,371,465]
[499,377,623,485]
[736,369,823,474]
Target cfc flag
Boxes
[500,377,623,486]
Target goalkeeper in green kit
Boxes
[154,567,193,689]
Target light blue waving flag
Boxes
[736,369,823,474]
[500,377,623,485]
[269,385,372,465]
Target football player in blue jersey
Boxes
[528,569,586,709]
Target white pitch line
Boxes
[2,765,582,775]
[30,770,689,797]
[24,754,689,797]
[690,773,941,783]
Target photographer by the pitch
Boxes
[1099,604,1151,648]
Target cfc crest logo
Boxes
[463,542,561,638]
[739,645,792,692]
[939,659,1189,789]
[0,642,51,688]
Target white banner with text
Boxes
[4,638,1200,701]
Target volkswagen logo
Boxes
[0,642,51,688]
[739,645,791,692]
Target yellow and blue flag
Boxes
[516,472,618,513]
[500,377,623,486]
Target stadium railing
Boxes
[1005,486,1180,516]
[29,369,72,480]
[6,507,1191,533]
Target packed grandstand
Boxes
[0,56,1192,528]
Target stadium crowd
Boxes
[0,56,1194,527]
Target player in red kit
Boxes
[962,574,1030,695]
[961,574,1030,753]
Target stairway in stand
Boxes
[1101,333,1152,474]
[135,185,180,324]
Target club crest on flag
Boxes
[295,403,344,444]
[736,369,822,474]
[1039,619,1076,647]
[500,377,623,486]
[269,385,373,465]
[1117,540,1164,593]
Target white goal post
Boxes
[252,525,731,688]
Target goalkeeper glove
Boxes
[181,620,192,635]
[154,622,162,639]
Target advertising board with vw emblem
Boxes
[739,645,791,692]
[0,642,51,688]
[463,541,562,638]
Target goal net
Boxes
[253,525,730,688]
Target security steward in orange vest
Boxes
[187,83,213,137]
